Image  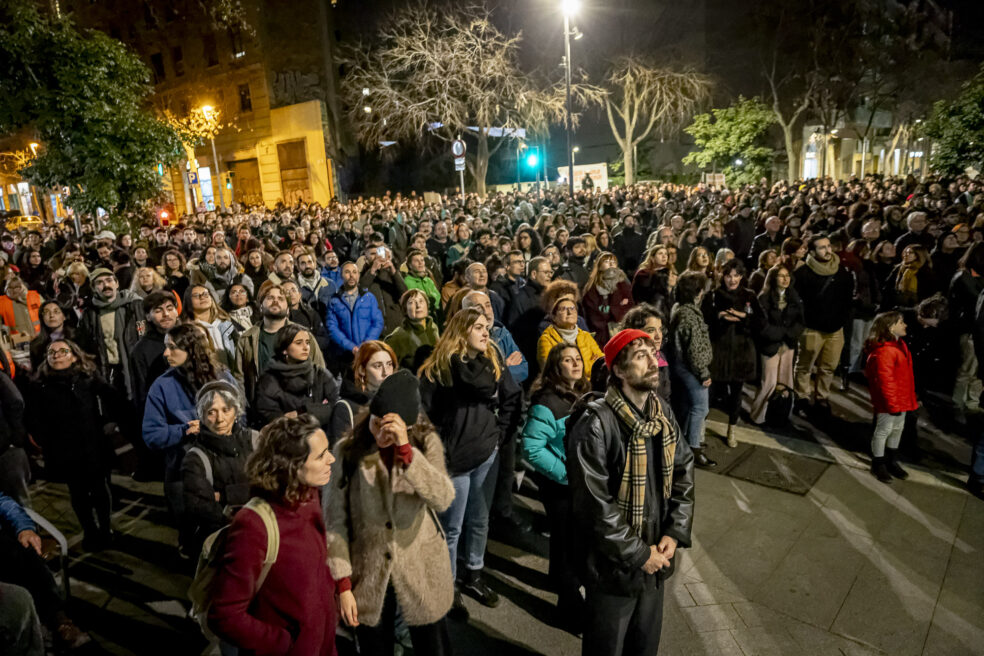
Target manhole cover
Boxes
[721,445,829,495]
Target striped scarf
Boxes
[605,385,676,536]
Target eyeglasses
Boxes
[47,348,71,358]
[191,292,211,300]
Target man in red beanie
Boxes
[566,328,695,656]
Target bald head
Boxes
[461,290,494,323]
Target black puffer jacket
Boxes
[181,425,255,553]
[328,376,370,447]
[566,395,694,595]
[420,354,522,475]
[253,359,339,428]
[755,288,805,357]
[702,286,760,382]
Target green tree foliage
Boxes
[925,65,984,176]
[0,1,183,216]
[683,97,776,185]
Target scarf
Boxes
[90,289,133,311]
[554,325,579,345]
[596,268,624,296]
[805,252,840,277]
[605,384,675,536]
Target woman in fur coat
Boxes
[324,370,456,656]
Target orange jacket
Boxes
[0,291,41,335]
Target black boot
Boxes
[694,448,717,469]
[884,448,909,480]
[461,568,500,608]
[870,457,892,484]
[449,587,470,621]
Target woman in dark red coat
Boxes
[864,311,918,484]
[580,252,634,344]
[209,414,338,656]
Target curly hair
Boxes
[165,324,222,390]
[247,414,322,506]
[539,279,580,315]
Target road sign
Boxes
[452,139,466,157]
[187,171,199,185]
[454,157,466,171]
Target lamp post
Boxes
[562,0,581,200]
[200,105,225,211]
[572,145,580,165]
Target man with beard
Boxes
[296,250,336,321]
[76,268,147,399]
[490,250,526,306]
[326,261,383,372]
[233,281,326,404]
[793,235,855,416]
[267,251,295,286]
[281,279,331,356]
[360,246,408,334]
[321,249,343,290]
[555,237,590,289]
[325,218,352,262]
[567,330,694,656]
[130,291,181,413]
[427,220,452,280]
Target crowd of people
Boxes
[0,173,983,655]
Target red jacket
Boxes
[209,491,337,656]
[581,280,635,345]
[865,339,918,414]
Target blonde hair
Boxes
[418,307,501,384]
[66,262,89,280]
[129,266,166,294]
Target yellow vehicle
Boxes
[3,215,44,232]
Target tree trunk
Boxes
[474,132,490,197]
[782,123,798,181]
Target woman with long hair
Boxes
[209,415,338,655]
[702,259,759,446]
[254,324,338,430]
[182,284,239,368]
[581,251,634,344]
[864,312,917,483]
[418,307,521,614]
[29,300,75,369]
[521,344,588,626]
[55,261,91,317]
[326,370,455,655]
[160,248,190,299]
[329,340,397,445]
[221,282,258,331]
[884,244,935,309]
[749,265,804,426]
[242,248,270,292]
[142,324,236,551]
[27,340,128,550]
[779,237,807,272]
[632,244,676,311]
[129,266,167,299]
[686,246,713,279]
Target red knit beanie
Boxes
[603,329,652,370]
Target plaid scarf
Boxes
[605,385,676,536]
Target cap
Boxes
[603,329,652,370]
[95,230,116,241]
[89,267,115,282]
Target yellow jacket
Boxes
[536,324,604,371]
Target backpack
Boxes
[187,497,280,648]
[765,384,794,427]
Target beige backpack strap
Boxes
[244,498,280,591]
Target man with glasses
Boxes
[506,256,553,378]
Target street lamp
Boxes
[562,0,581,199]
[28,142,39,157]
[734,158,744,166]
[572,145,580,165]
[199,105,225,211]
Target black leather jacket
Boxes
[566,396,695,595]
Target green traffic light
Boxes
[526,153,539,167]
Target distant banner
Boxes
[556,163,609,191]
[702,172,726,187]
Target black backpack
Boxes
[765,384,793,426]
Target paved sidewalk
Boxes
[23,424,984,655]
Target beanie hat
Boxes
[369,369,420,426]
[603,329,652,370]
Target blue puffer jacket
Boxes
[0,491,33,535]
[492,323,529,384]
[522,388,576,485]
[142,368,238,457]
[326,289,384,352]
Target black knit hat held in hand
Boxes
[369,369,420,425]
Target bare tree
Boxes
[596,57,711,186]
[340,3,586,196]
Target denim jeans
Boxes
[439,447,499,578]
[871,412,906,457]
[672,367,709,449]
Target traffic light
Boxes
[159,209,170,227]
[526,151,539,168]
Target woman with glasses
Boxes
[182,284,239,368]
[221,282,258,331]
[27,340,129,550]
[536,289,603,375]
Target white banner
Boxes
[556,162,609,191]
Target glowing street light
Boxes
[561,0,583,198]
[362,87,371,96]
[572,145,580,164]
[28,142,39,156]
[197,104,225,211]
[561,0,581,16]
[363,105,372,114]
[734,158,744,166]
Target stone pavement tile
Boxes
[733,600,793,629]
[686,580,748,606]
[920,557,984,656]
[951,495,984,559]
[660,629,744,656]
[674,540,709,577]
[830,537,951,656]
[660,596,696,644]
[808,466,902,540]
[753,531,871,627]
[680,603,742,633]
[782,615,886,655]
[730,625,803,656]
[875,482,966,554]
[668,573,697,607]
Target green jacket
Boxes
[385,318,439,370]
[403,274,441,311]
[233,321,327,404]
